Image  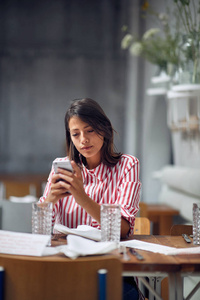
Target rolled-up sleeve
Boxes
[116,158,141,235]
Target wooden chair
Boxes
[170,224,193,236]
[134,217,151,235]
[0,181,37,199]
[0,254,122,300]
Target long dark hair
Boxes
[65,98,122,167]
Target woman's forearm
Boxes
[75,193,130,238]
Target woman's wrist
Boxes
[45,194,57,205]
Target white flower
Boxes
[129,42,143,56]
[121,34,133,49]
[158,13,168,22]
[158,13,168,26]
[143,28,160,40]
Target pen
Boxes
[129,248,144,260]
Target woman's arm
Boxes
[46,161,130,237]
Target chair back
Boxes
[0,200,32,232]
[170,224,193,236]
[0,181,37,199]
[138,202,148,217]
[0,254,122,300]
[134,217,150,235]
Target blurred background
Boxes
[0,0,171,204]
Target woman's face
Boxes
[68,116,104,169]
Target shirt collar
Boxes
[81,162,110,182]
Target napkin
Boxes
[54,224,101,241]
[43,235,118,259]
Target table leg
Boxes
[168,273,176,300]
[175,273,183,300]
[139,277,163,300]
[149,277,156,300]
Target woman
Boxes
[40,98,142,299]
[40,98,141,238]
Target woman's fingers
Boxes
[50,161,83,199]
[71,161,82,178]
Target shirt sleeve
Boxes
[118,157,141,236]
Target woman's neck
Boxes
[86,156,101,170]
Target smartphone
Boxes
[53,160,73,174]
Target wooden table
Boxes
[51,234,200,300]
[123,235,200,300]
[140,203,180,235]
[53,234,200,300]
[1,234,200,300]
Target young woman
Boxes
[40,98,141,239]
[40,98,142,299]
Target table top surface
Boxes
[145,204,179,215]
[0,234,200,274]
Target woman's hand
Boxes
[45,161,86,205]
[57,161,86,202]
[44,171,70,205]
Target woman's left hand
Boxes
[56,161,86,202]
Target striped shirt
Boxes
[40,154,141,235]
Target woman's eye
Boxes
[88,129,94,133]
[72,133,78,137]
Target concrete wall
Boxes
[0,0,129,174]
[0,0,172,203]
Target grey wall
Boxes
[0,0,129,174]
[0,0,172,204]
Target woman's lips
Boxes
[81,146,92,150]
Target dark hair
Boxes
[65,98,122,167]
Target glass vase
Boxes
[177,34,200,84]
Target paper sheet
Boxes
[0,230,50,256]
[120,239,200,255]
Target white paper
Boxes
[0,230,50,256]
[54,224,101,241]
[166,246,200,255]
[120,240,176,255]
[120,239,200,255]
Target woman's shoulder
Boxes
[119,154,140,166]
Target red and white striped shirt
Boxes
[40,154,141,235]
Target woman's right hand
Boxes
[45,173,71,205]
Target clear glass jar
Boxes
[100,204,121,244]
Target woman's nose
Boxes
[80,133,89,143]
